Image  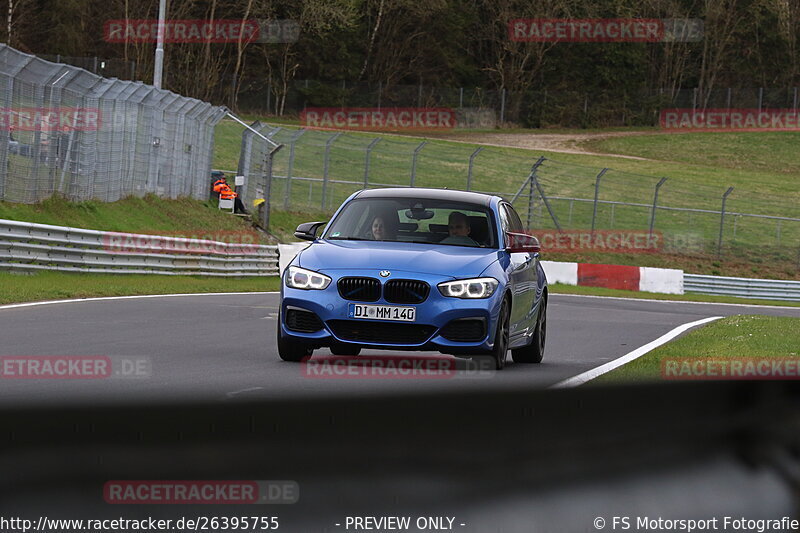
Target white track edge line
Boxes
[549,316,724,389]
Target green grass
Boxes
[0,271,280,305]
[549,283,800,307]
[214,119,247,171]
[209,118,800,274]
[0,194,263,237]
[592,315,800,383]
[581,132,800,179]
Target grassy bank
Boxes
[592,315,800,383]
[0,271,280,305]
[0,194,265,239]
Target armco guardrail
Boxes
[0,219,278,276]
[684,273,800,302]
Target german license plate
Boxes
[348,304,416,322]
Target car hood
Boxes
[299,240,499,278]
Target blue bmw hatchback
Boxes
[278,188,548,369]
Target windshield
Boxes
[322,197,497,248]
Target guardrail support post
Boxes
[717,187,734,258]
[410,141,427,187]
[649,177,668,239]
[283,129,306,209]
[466,147,483,191]
[591,168,608,235]
[321,132,341,210]
[364,138,381,189]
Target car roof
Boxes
[354,187,500,207]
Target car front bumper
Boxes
[279,269,505,355]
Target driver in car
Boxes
[370,214,396,241]
[439,211,479,246]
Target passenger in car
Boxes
[439,211,479,246]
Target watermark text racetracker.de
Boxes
[104,19,298,43]
[661,358,800,380]
[0,107,101,132]
[535,230,663,254]
[509,18,703,42]
[661,109,800,131]
[300,108,457,131]
[0,356,150,379]
[302,355,495,379]
[102,230,263,255]
[104,480,298,505]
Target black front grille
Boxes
[383,279,430,304]
[285,308,324,333]
[440,319,486,342]
[327,320,436,344]
[338,277,381,302]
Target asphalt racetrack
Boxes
[1,292,799,405]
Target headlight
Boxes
[438,277,498,299]
[285,266,331,290]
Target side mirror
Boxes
[505,232,541,254]
[294,221,327,241]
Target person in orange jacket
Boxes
[214,175,247,214]
[211,171,228,200]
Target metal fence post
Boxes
[511,156,545,206]
[321,132,341,209]
[591,168,608,234]
[526,172,535,229]
[410,141,427,187]
[500,88,506,124]
[466,147,483,191]
[283,129,305,209]
[531,172,562,231]
[262,144,283,230]
[717,187,734,258]
[364,138,381,189]
[459,87,463,108]
[568,200,574,225]
[649,177,668,238]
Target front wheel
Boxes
[471,298,510,370]
[512,298,546,364]
[277,314,313,362]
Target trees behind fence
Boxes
[237,80,800,128]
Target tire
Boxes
[512,297,546,364]
[471,298,510,371]
[277,313,313,362]
[329,342,362,356]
